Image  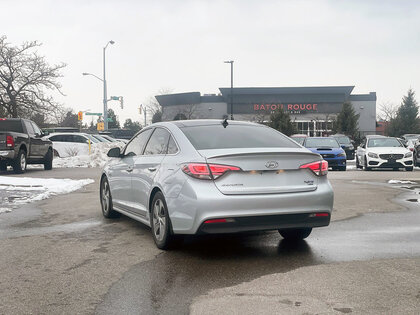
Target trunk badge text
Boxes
[265,161,279,169]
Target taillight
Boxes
[300,160,328,176]
[6,136,14,148]
[181,163,241,180]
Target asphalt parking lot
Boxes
[0,165,419,314]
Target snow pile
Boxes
[388,180,417,184]
[0,176,94,212]
[53,142,124,168]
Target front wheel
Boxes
[44,148,53,170]
[150,191,176,250]
[279,228,312,241]
[13,149,27,174]
[406,167,414,172]
[364,156,372,171]
[339,166,347,171]
[100,176,120,218]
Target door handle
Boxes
[148,167,157,172]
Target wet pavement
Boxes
[96,183,420,315]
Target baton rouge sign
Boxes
[254,103,318,114]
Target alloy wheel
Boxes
[153,199,166,242]
[101,180,110,214]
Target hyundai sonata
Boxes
[100,120,334,249]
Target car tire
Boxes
[364,156,372,171]
[339,166,347,171]
[356,157,362,169]
[406,167,414,172]
[100,176,120,218]
[0,161,7,171]
[13,149,27,174]
[279,228,312,241]
[150,191,176,250]
[44,148,53,170]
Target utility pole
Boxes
[103,40,115,130]
[224,60,234,120]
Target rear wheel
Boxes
[13,149,27,174]
[100,176,120,218]
[44,148,53,170]
[279,228,312,241]
[0,161,7,171]
[150,191,176,250]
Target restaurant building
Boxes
[155,86,376,136]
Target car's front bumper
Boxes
[367,156,413,168]
[166,176,334,235]
[324,157,346,167]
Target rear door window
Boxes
[24,121,35,136]
[144,128,171,155]
[180,124,299,150]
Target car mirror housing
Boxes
[107,147,121,158]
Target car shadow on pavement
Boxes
[96,231,319,315]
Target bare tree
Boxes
[377,101,397,121]
[182,104,197,119]
[0,36,66,118]
[143,88,173,123]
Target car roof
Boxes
[47,132,89,137]
[166,119,259,128]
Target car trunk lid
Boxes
[198,148,321,195]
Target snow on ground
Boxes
[388,180,418,184]
[29,142,124,169]
[0,176,94,213]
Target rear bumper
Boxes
[166,176,334,235]
[197,212,330,234]
[0,150,15,160]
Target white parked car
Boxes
[44,133,98,157]
[356,137,413,171]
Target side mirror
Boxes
[107,147,121,158]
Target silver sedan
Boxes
[100,120,334,249]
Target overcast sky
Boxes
[1,0,419,125]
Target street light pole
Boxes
[224,60,234,120]
[103,40,115,131]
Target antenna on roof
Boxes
[222,118,229,128]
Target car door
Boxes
[108,129,153,212]
[131,128,171,217]
[30,122,48,157]
[22,120,39,158]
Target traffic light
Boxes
[78,111,83,121]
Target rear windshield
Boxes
[305,138,340,148]
[0,120,24,133]
[335,136,351,144]
[180,124,299,150]
[291,137,305,145]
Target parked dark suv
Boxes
[331,134,355,160]
[0,118,53,173]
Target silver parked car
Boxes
[100,120,334,249]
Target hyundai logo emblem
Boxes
[265,161,279,169]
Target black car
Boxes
[331,134,355,160]
[0,118,53,173]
